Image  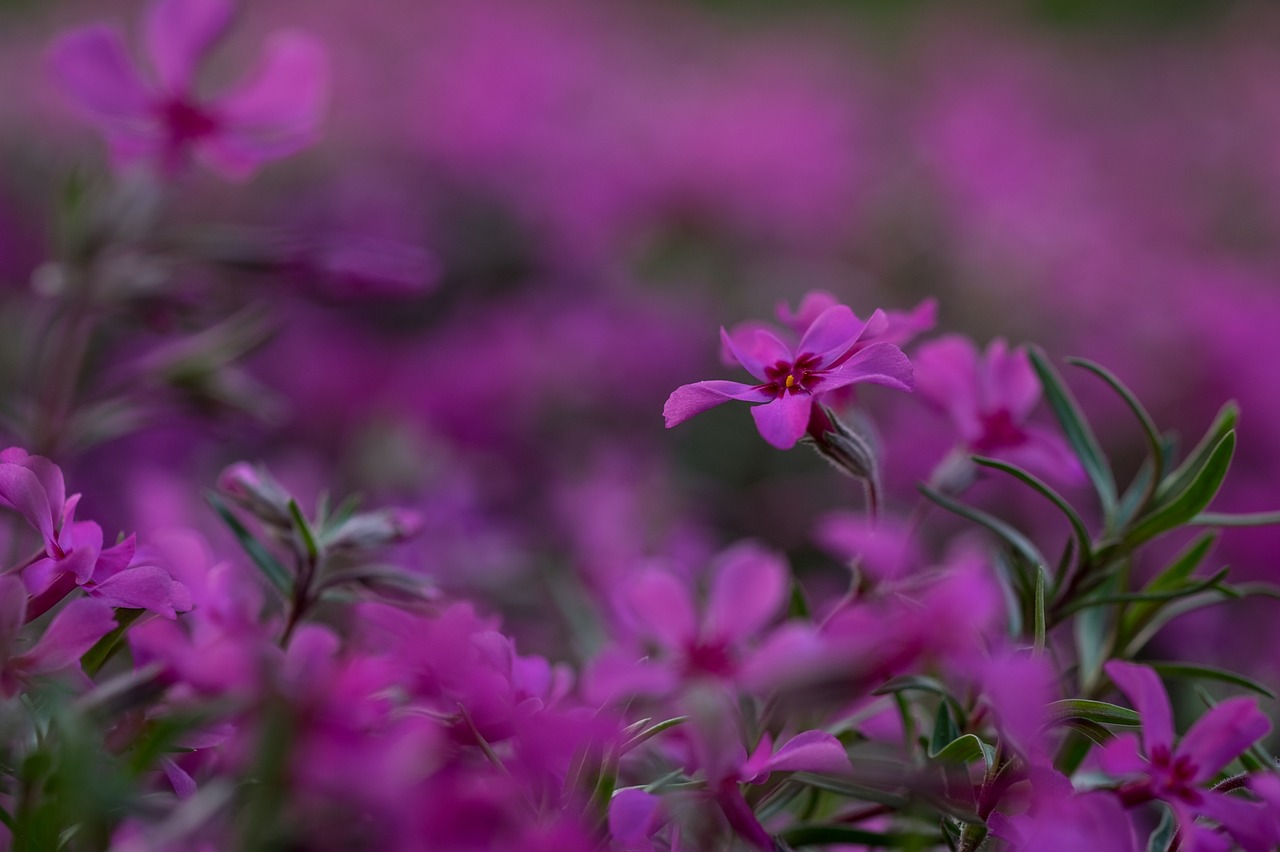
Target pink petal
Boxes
[1178,697,1270,783]
[48,26,153,124]
[1104,661,1174,756]
[1096,732,1148,778]
[875,299,938,347]
[91,566,190,619]
[819,342,914,394]
[582,648,677,704]
[0,463,55,550]
[1002,425,1087,485]
[621,570,696,650]
[1197,791,1279,852]
[797,305,868,365]
[22,598,116,675]
[609,788,661,845]
[913,335,983,439]
[719,320,790,368]
[0,451,66,526]
[161,757,198,799]
[663,381,771,428]
[720,326,791,381]
[765,730,851,775]
[776,291,839,335]
[144,0,233,92]
[91,535,138,583]
[200,31,329,179]
[980,340,1040,421]
[703,542,788,644]
[750,392,813,449]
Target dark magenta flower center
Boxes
[682,640,737,679]
[974,408,1028,452]
[763,354,821,397]
[159,97,219,146]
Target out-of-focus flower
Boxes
[913,335,1083,485]
[0,575,115,698]
[1100,660,1277,851]
[989,766,1138,852]
[665,304,914,449]
[49,0,329,179]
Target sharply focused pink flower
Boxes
[665,304,914,449]
[49,0,329,179]
[1100,661,1278,851]
[913,335,1083,484]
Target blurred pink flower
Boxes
[0,575,115,698]
[665,304,914,449]
[913,335,1083,484]
[49,0,329,179]
[1101,660,1277,851]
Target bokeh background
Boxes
[3,0,1280,684]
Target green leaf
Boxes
[788,577,812,620]
[1074,576,1115,691]
[1067,357,1165,485]
[1146,661,1276,699]
[930,701,961,757]
[929,734,997,770]
[1122,589,1235,658]
[205,491,291,595]
[1154,402,1238,505]
[621,716,688,753]
[1126,430,1235,548]
[1192,511,1280,527]
[80,608,145,677]
[787,774,911,809]
[778,825,943,847]
[1046,699,1140,727]
[1033,567,1047,654]
[1146,804,1176,852]
[919,485,1047,579]
[1059,718,1116,747]
[1028,348,1117,515]
[287,498,320,561]
[1064,567,1231,619]
[1121,531,1218,636]
[972,456,1092,565]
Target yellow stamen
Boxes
[785,375,796,388]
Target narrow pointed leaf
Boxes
[1046,699,1140,727]
[973,456,1092,564]
[205,491,291,595]
[1127,431,1234,547]
[1028,348,1116,514]
[1146,661,1276,699]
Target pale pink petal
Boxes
[819,342,914,393]
[1196,791,1279,852]
[750,392,812,449]
[144,0,234,92]
[609,788,662,846]
[663,381,771,428]
[875,299,938,347]
[719,320,791,367]
[1096,732,1147,778]
[703,542,788,644]
[981,340,1040,421]
[161,757,198,799]
[621,570,696,649]
[797,305,868,364]
[776,291,839,335]
[48,26,153,124]
[22,598,115,674]
[1105,661,1174,755]
[0,463,55,549]
[913,335,983,439]
[62,521,105,584]
[720,326,790,381]
[91,566,191,619]
[764,730,851,775]
[0,451,66,525]
[1178,697,1270,783]
[91,535,138,583]
[200,31,329,179]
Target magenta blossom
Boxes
[49,0,329,179]
[1100,661,1277,851]
[913,335,1083,484]
[0,575,115,698]
[665,305,914,449]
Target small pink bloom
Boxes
[49,0,329,180]
[1101,661,1277,851]
[665,304,914,449]
[914,335,1084,484]
[0,575,116,697]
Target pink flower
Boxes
[665,304,914,449]
[0,575,116,698]
[913,335,1083,484]
[1101,661,1278,851]
[49,0,329,180]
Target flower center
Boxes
[974,409,1028,452]
[160,97,219,146]
[764,355,820,396]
